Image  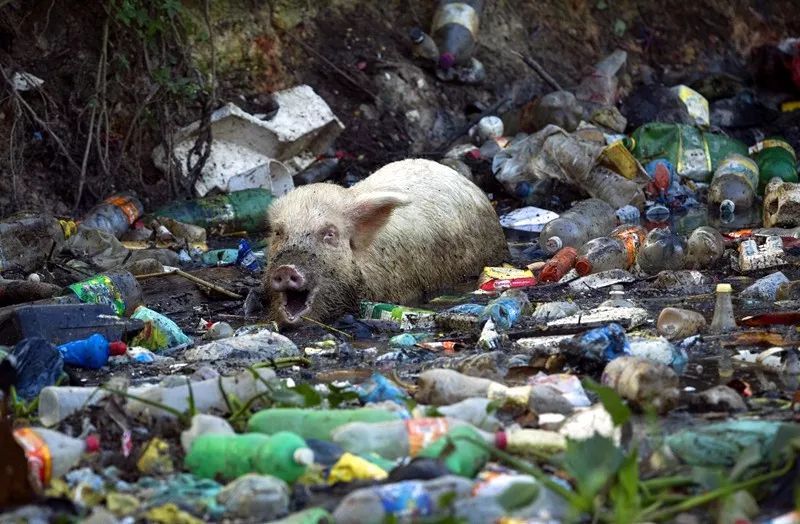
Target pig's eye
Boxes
[319,225,338,246]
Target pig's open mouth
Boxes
[280,288,316,322]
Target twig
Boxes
[253,356,313,369]
[511,50,564,92]
[301,315,353,339]
[135,269,243,299]
[284,31,378,101]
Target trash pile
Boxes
[6,6,800,524]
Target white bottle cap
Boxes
[293,447,315,466]
[545,236,563,252]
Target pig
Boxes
[264,158,509,325]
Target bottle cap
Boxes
[716,283,733,293]
[438,52,456,70]
[545,236,563,252]
[293,447,315,466]
[494,431,507,450]
[85,434,100,453]
[108,341,128,356]
[408,27,424,43]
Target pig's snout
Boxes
[271,265,306,291]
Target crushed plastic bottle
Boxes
[0,213,76,273]
[81,193,144,238]
[13,427,100,488]
[708,154,760,214]
[657,307,707,340]
[637,228,688,274]
[750,138,799,191]
[574,224,646,275]
[540,198,617,253]
[57,333,127,369]
[575,49,627,107]
[602,356,679,414]
[685,226,726,269]
[431,0,484,70]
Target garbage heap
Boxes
[5,27,800,524]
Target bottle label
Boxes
[405,418,449,456]
[68,274,126,316]
[105,195,142,225]
[13,428,52,488]
[749,139,796,159]
[432,3,479,35]
[487,382,532,408]
[376,481,434,519]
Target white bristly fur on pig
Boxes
[264,158,509,324]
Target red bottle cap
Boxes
[494,431,507,450]
[108,341,127,356]
[85,434,100,453]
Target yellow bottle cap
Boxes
[716,283,732,293]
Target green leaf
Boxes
[497,481,540,511]
[583,378,631,427]
[563,435,624,505]
[290,383,323,407]
[326,384,360,408]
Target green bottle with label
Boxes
[750,138,798,192]
[150,188,274,234]
[417,425,490,478]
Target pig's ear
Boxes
[347,191,409,251]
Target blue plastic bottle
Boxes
[57,333,127,369]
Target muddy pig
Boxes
[264,158,509,324]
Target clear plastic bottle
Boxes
[408,27,439,62]
[330,417,493,459]
[637,228,688,274]
[657,307,707,340]
[685,226,725,269]
[575,224,646,275]
[81,193,144,238]
[707,154,760,212]
[248,408,399,441]
[575,50,628,107]
[539,198,617,253]
[333,475,473,524]
[431,0,484,69]
[709,283,737,333]
[13,427,99,488]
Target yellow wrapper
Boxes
[328,452,388,484]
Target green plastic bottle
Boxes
[751,138,798,192]
[57,270,143,317]
[185,431,313,483]
[416,425,490,478]
[150,188,274,234]
[247,408,400,441]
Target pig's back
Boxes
[353,159,508,303]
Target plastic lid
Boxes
[438,52,456,70]
[85,434,100,453]
[716,283,733,293]
[494,431,507,450]
[545,236,563,252]
[293,447,315,466]
[108,341,128,356]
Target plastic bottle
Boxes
[236,238,261,272]
[616,204,640,225]
[57,333,127,369]
[575,224,646,275]
[247,408,399,441]
[708,154,760,213]
[501,428,567,456]
[685,226,725,269]
[539,198,617,253]
[150,188,274,234]
[409,27,439,62]
[417,425,490,477]
[430,397,502,431]
[58,270,143,317]
[331,417,494,459]
[657,307,707,340]
[333,475,473,524]
[269,508,334,524]
[637,228,688,275]
[481,289,529,329]
[599,284,636,308]
[709,283,737,333]
[81,193,144,238]
[0,213,76,273]
[185,431,313,483]
[751,138,799,191]
[13,427,100,487]
[575,49,627,107]
[602,356,679,414]
[125,368,277,420]
[539,247,577,282]
[431,0,484,69]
